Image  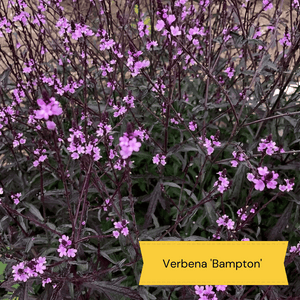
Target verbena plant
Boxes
[0,0,299,299]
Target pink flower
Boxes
[155,20,165,31]
[128,138,141,152]
[113,219,129,238]
[266,179,277,189]
[231,160,238,167]
[46,120,56,130]
[225,66,235,79]
[279,178,295,192]
[35,98,62,120]
[253,179,265,191]
[113,230,120,238]
[253,28,262,39]
[189,121,197,131]
[215,285,227,292]
[67,248,77,258]
[195,285,205,296]
[146,40,158,50]
[290,243,300,254]
[213,170,230,194]
[42,278,52,287]
[167,14,176,24]
[35,99,52,120]
[263,0,273,10]
[279,32,291,47]
[59,235,72,246]
[23,67,32,74]
[231,151,246,168]
[57,245,67,257]
[247,173,255,181]
[153,154,167,166]
[160,155,166,166]
[120,147,132,159]
[195,285,217,300]
[213,233,220,239]
[121,227,129,236]
[170,26,181,36]
[12,262,29,282]
[153,154,160,164]
[114,221,123,229]
[216,215,235,230]
[119,133,142,159]
[258,166,268,176]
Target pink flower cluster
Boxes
[247,166,279,191]
[102,198,112,211]
[12,257,46,282]
[119,133,142,159]
[126,49,150,77]
[224,66,235,79]
[23,58,35,74]
[199,134,221,156]
[113,219,129,238]
[263,0,273,10]
[170,112,184,124]
[113,104,127,117]
[216,214,235,230]
[146,40,158,50]
[96,122,112,137]
[99,59,115,76]
[231,150,246,167]
[195,285,227,300]
[56,17,94,40]
[33,148,47,167]
[292,0,300,9]
[152,79,166,95]
[279,31,291,47]
[13,132,26,148]
[0,104,16,127]
[138,19,150,37]
[213,170,230,194]
[257,135,284,155]
[123,93,136,108]
[189,121,197,131]
[67,126,102,161]
[237,204,257,221]
[195,285,217,300]
[11,193,21,205]
[153,154,167,166]
[57,235,77,258]
[290,242,300,255]
[279,178,295,192]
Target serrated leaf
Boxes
[23,203,44,221]
[25,238,34,253]
[142,181,164,229]
[0,68,11,89]
[184,235,207,241]
[204,200,217,225]
[283,115,297,127]
[230,163,246,201]
[82,281,142,300]
[139,226,169,240]
[267,202,293,240]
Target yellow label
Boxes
[139,241,288,285]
